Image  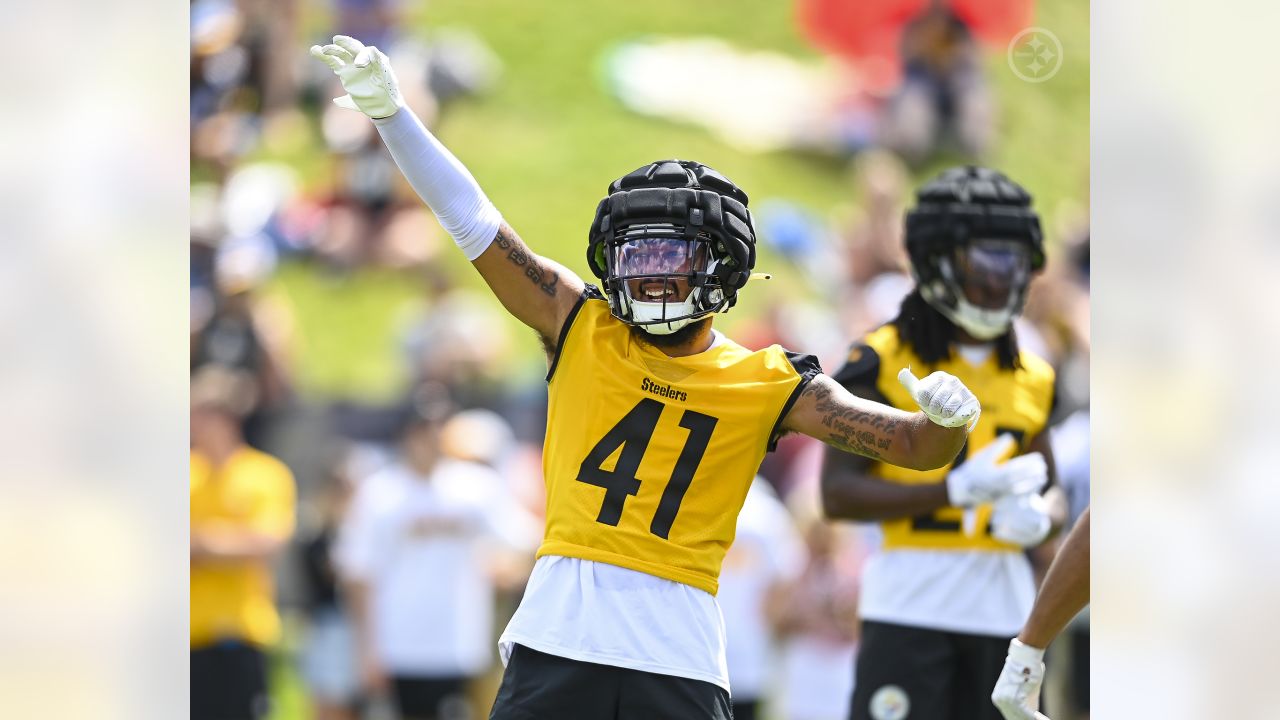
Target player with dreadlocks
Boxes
[313,37,984,719]
[822,166,1068,720]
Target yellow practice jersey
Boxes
[832,324,1055,552]
[190,446,296,648]
[539,288,819,595]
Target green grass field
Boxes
[267,3,1088,717]
[409,0,1085,338]
[275,0,1088,364]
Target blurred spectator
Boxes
[840,151,910,287]
[191,0,302,177]
[237,0,302,114]
[190,366,298,720]
[259,201,433,443]
[438,408,516,471]
[191,0,250,123]
[408,287,519,413]
[1025,227,1091,416]
[335,386,539,720]
[1052,409,1090,531]
[768,515,862,720]
[879,2,993,165]
[719,478,807,720]
[331,0,404,51]
[834,150,914,339]
[192,249,291,449]
[299,460,361,720]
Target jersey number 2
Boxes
[576,398,718,540]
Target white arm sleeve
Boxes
[372,109,503,260]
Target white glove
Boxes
[991,639,1049,720]
[309,35,404,119]
[898,368,981,429]
[991,492,1053,547]
[945,435,1047,507]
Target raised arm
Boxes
[781,372,971,472]
[470,224,585,342]
[311,36,584,347]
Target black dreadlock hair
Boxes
[891,289,1022,371]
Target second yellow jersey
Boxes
[539,288,818,595]
[832,324,1055,552]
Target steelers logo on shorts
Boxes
[869,684,911,720]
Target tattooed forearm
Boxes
[825,433,885,461]
[801,379,898,460]
[497,227,558,297]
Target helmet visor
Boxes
[952,240,1031,310]
[614,237,709,303]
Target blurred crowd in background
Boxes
[190,0,1089,718]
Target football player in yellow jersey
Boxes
[821,166,1069,720]
[314,37,983,720]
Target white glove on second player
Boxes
[944,434,1047,507]
[310,35,404,119]
[991,639,1050,720]
[990,492,1053,547]
[897,368,981,429]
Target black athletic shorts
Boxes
[191,641,269,720]
[731,698,758,720]
[849,620,1009,720]
[1069,625,1089,712]
[489,644,734,720]
[392,674,472,720]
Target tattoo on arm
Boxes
[802,380,897,461]
[496,226,559,298]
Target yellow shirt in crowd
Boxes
[190,446,296,648]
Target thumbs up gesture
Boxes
[898,368,981,429]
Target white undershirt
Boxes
[857,532,1035,636]
[496,330,738,690]
[498,555,731,691]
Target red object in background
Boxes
[796,0,1034,90]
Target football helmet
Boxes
[587,160,756,334]
[904,166,1045,340]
